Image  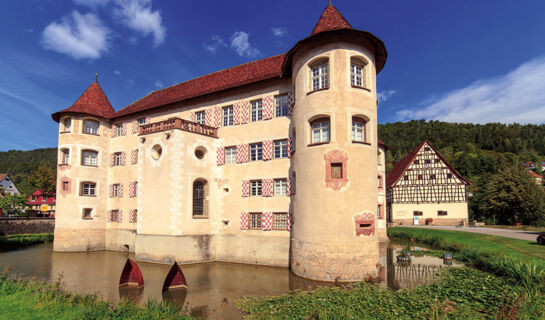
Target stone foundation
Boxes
[377,228,388,242]
[53,228,106,251]
[105,229,137,252]
[290,238,380,282]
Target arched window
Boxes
[83,119,99,135]
[352,116,367,142]
[62,117,72,133]
[193,180,208,218]
[81,150,98,166]
[309,58,329,91]
[60,148,70,165]
[350,57,368,88]
[310,117,330,144]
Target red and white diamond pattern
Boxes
[145,116,150,124]
[214,107,221,127]
[236,144,248,163]
[288,90,295,116]
[117,210,123,223]
[262,179,273,197]
[262,140,272,160]
[189,112,194,122]
[241,180,250,197]
[129,182,137,198]
[205,109,213,126]
[288,137,294,157]
[129,210,137,223]
[132,120,138,134]
[119,184,124,197]
[262,212,272,231]
[262,95,274,120]
[121,152,126,166]
[107,210,112,222]
[287,211,293,231]
[131,149,138,165]
[240,212,249,230]
[108,184,113,198]
[286,177,291,196]
[110,127,116,138]
[122,122,127,135]
[216,147,225,166]
[239,101,249,124]
[233,103,241,125]
[109,153,114,167]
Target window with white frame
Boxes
[311,118,330,144]
[273,213,288,230]
[311,63,328,91]
[225,147,236,164]
[274,140,288,159]
[82,150,98,166]
[251,100,263,122]
[274,179,287,196]
[275,95,288,117]
[249,212,262,230]
[83,120,99,135]
[352,118,366,142]
[63,118,72,132]
[113,184,121,197]
[115,124,123,136]
[61,148,70,165]
[195,111,205,125]
[110,210,119,222]
[81,182,96,196]
[351,63,364,87]
[138,118,146,126]
[223,106,234,126]
[114,152,122,166]
[250,180,262,196]
[250,143,263,161]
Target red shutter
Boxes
[217,147,225,166]
[287,211,293,231]
[263,140,273,160]
[242,180,250,197]
[131,149,138,165]
[108,184,113,198]
[236,144,248,163]
[189,112,195,122]
[240,212,249,230]
[109,153,114,167]
[263,179,273,197]
[117,210,123,223]
[205,109,212,126]
[132,120,138,134]
[262,212,272,231]
[288,90,295,116]
[119,184,124,197]
[286,177,291,196]
[121,152,126,166]
[122,122,127,135]
[263,95,274,120]
[214,107,221,127]
[107,210,112,222]
[233,103,241,125]
[240,101,249,124]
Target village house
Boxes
[51,4,388,282]
[386,141,470,226]
[25,190,56,217]
[0,174,20,195]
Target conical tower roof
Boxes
[52,80,115,122]
[310,4,353,36]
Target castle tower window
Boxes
[331,163,343,179]
[82,208,93,219]
[115,124,123,136]
[250,143,263,161]
[275,95,288,117]
[225,147,236,164]
[352,117,366,142]
[114,152,122,166]
[62,118,72,133]
[82,150,98,166]
[62,181,69,191]
[378,175,383,188]
[195,111,205,125]
[192,180,206,217]
[249,213,262,230]
[273,213,288,230]
[311,61,328,91]
[350,57,367,88]
[250,180,262,196]
[274,179,287,196]
[251,100,263,122]
[223,106,234,126]
[310,118,330,144]
[274,139,288,159]
[83,119,99,135]
[61,148,70,165]
[113,184,121,197]
[80,182,96,196]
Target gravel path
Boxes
[407,225,541,242]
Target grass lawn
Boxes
[0,233,53,251]
[483,225,545,233]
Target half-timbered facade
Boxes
[386,141,469,226]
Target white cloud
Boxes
[230,31,260,58]
[154,80,163,88]
[396,56,545,124]
[73,0,110,7]
[271,27,287,37]
[378,89,396,102]
[41,11,110,60]
[114,70,121,75]
[113,0,166,46]
[203,35,227,54]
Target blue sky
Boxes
[1,0,545,151]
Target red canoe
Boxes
[162,262,188,291]
[119,258,144,287]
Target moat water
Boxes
[0,242,461,319]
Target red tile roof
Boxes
[115,54,286,118]
[52,82,115,122]
[26,190,56,205]
[386,140,470,187]
[529,171,543,178]
[310,4,353,36]
[378,139,389,150]
[0,174,6,182]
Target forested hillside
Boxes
[0,148,57,196]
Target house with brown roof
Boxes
[50,4,389,282]
[386,141,470,226]
[0,174,20,195]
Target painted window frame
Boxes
[310,118,330,144]
[249,212,262,230]
[82,150,98,167]
[80,182,96,197]
[83,119,99,135]
[223,106,234,126]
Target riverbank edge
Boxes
[0,273,192,319]
[0,233,53,250]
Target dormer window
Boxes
[310,59,329,91]
[83,119,99,135]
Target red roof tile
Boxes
[0,174,6,182]
[26,189,56,205]
[378,139,389,150]
[310,5,353,36]
[52,81,115,122]
[115,54,286,118]
[386,140,470,187]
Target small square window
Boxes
[331,163,343,179]
[403,175,409,181]
[62,181,69,191]
[138,118,146,126]
[425,159,431,164]
[438,211,448,216]
[447,173,453,179]
[430,174,436,179]
[417,175,422,180]
[83,208,92,219]
[413,211,423,216]
[414,160,420,164]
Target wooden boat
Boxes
[119,258,144,287]
[162,262,188,291]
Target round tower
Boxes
[287,4,387,281]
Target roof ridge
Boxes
[310,4,353,36]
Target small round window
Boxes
[151,144,162,160]
[195,147,206,159]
